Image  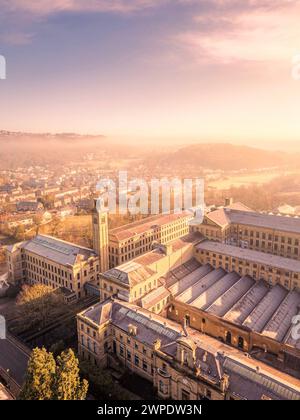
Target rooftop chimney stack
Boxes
[225,197,234,207]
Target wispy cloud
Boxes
[0,31,34,45]
[0,0,171,45]
[174,0,300,64]
[1,0,169,16]
[2,0,299,63]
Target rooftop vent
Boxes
[128,324,138,336]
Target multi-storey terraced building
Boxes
[92,199,193,270]
[7,235,99,301]
[192,206,300,260]
[77,299,300,400]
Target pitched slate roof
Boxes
[18,234,97,266]
[102,261,156,287]
[206,207,300,234]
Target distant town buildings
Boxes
[16,201,43,213]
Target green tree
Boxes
[14,225,26,241]
[17,284,54,306]
[53,349,88,400]
[0,247,6,265]
[33,213,43,235]
[20,348,88,400]
[40,194,55,210]
[19,347,56,400]
[49,340,66,357]
[50,215,61,236]
[81,224,93,248]
[80,361,134,400]
[16,284,65,330]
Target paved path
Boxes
[0,335,30,386]
[0,382,14,400]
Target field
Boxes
[207,169,300,190]
[47,215,91,233]
[39,215,92,247]
[39,213,142,248]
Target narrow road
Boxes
[0,334,30,386]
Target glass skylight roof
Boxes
[224,358,300,400]
[119,307,178,340]
[32,236,73,255]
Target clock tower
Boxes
[92,198,109,273]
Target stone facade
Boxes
[6,235,99,300]
[195,241,300,290]
[77,299,300,400]
[107,211,193,268]
[192,207,300,261]
[97,233,202,305]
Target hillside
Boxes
[145,143,299,171]
[1,133,298,172]
[0,131,119,168]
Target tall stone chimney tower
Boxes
[92,199,109,273]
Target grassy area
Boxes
[0,210,146,257]
[80,362,141,401]
[39,215,92,247]
[0,296,17,320]
[0,235,18,246]
[39,213,145,248]
[207,169,300,190]
[41,215,91,235]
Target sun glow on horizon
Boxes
[0,0,300,144]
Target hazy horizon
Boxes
[1,1,300,146]
[1,129,300,153]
